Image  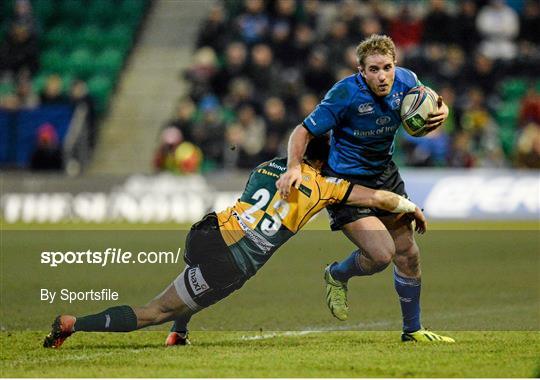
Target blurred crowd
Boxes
[0,0,104,170]
[155,0,540,173]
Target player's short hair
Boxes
[356,34,396,67]
[305,134,330,162]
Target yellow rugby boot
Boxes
[401,328,455,342]
[324,264,348,321]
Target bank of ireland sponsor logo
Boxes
[188,267,210,295]
[376,116,391,125]
[357,102,374,115]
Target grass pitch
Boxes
[1,331,539,377]
[1,220,539,377]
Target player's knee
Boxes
[372,255,392,272]
[367,246,394,273]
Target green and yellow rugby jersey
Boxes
[216,157,353,277]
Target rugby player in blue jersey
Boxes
[277,34,454,342]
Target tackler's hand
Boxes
[276,165,302,199]
[412,207,427,234]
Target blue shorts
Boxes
[322,161,408,231]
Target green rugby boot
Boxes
[324,263,348,321]
[401,328,455,342]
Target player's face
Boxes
[359,54,396,97]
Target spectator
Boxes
[15,75,39,109]
[234,0,270,46]
[519,0,540,45]
[271,0,298,32]
[461,87,503,159]
[337,0,361,37]
[211,42,248,98]
[518,87,540,127]
[167,97,197,143]
[447,131,475,168]
[300,0,320,30]
[153,127,183,173]
[225,103,266,168]
[298,93,318,119]
[192,96,226,166]
[223,77,258,112]
[11,0,40,36]
[247,43,281,98]
[184,46,218,102]
[269,20,293,67]
[463,54,499,96]
[422,0,454,45]
[323,20,353,65]
[30,123,63,171]
[388,4,424,52]
[402,127,450,167]
[39,74,68,105]
[69,79,97,148]
[196,4,229,55]
[263,96,289,146]
[438,46,467,92]
[516,122,540,168]
[342,44,359,73]
[303,49,335,98]
[0,21,40,79]
[356,17,383,41]
[476,0,519,60]
[288,23,315,67]
[452,0,479,54]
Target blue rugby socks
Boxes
[393,267,421,333]
[330,250,367,282]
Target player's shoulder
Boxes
[325,74,364,101]
[394,66,421,88]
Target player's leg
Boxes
[380,214,422,333]
[325,215,395,321]
[43,280,192,348]
[381,214,454,342]
[166,314,193,346]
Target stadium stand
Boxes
[156,0,540,174]
[1,0,539,174]
[0,0,150,171]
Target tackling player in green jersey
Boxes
[44,137,426,348]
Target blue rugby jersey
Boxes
[303,67,421,176]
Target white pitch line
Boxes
[238,305,540,341]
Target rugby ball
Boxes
[400,85,439,137]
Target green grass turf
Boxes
[1,331,539,377]
[1,221,539,376]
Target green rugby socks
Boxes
[74,305,137,332]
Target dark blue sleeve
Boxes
[302,82,351,136]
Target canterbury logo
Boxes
[357,102,374,115]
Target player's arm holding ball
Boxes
[425,96,449,132]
